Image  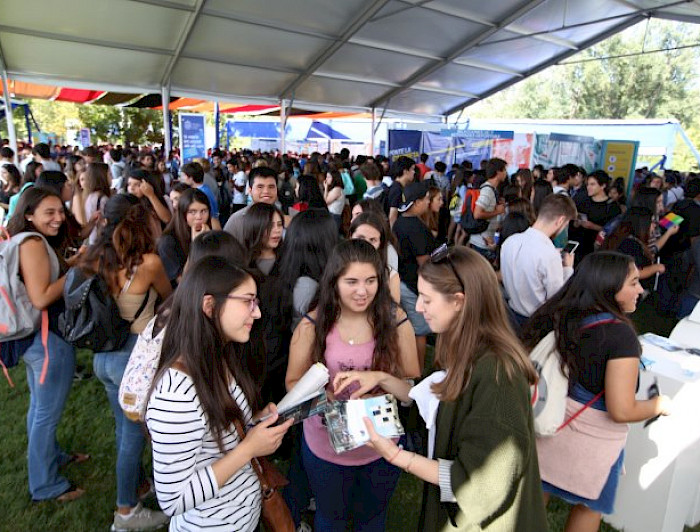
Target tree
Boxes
[468,20,700,124]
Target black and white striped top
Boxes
[146,368,261,531]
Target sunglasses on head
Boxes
[430,243,465,294]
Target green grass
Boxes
[1,301,697,531]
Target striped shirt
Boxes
[146,368,261,531]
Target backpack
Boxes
[530,313,619,437]
[119,316,166,422]
[460,184,495,235]
[341,170,355,196]
[218,181,232,226]
[58,266,149,352]
[0,231,59,386]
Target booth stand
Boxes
[604,332,700,532]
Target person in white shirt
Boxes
[500,193,578,328]
[227,159,248,213]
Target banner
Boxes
[179,113,206,163]
[492,133,534,171]
[422,132,453,168]
[79,128,91,149]
[452,135,492,169]
[532,132,600,173]
[599,140,639,196]
[387,130,422,162]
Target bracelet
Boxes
[388,445,403,465]
[405,452,416,473]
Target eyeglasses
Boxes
[430,243,465,294]
[226,295,260,313]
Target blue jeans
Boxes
[24,331,76,500]
[399,282,431,336]
[678,294,699,319]
[301,435,401,532]
[93,335,145,508]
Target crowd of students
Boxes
[1,139,699,532]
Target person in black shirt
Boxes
[387,156,416,227]
[572,170,621,263]
[393,181,436,369]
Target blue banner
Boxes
[180,113,206,163]
[459,129,514,140]
[452,135,492,169]
[388,130,422,162]
[422,132,454,168]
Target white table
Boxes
[604,340,700,532]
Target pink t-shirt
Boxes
[303,325,383,466]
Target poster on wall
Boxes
[492,133,534,171]
[387,130,422,162]
[422,132,454,168]
[599,140,639,196]
[78,128,91,149]
[179,113,207,163]
[532,132,600,173]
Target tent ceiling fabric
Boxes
[1,0,700,118]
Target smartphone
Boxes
[562,240,579,255]
[577,213,588,222]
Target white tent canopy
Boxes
[2,0,700,120]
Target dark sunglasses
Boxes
[430,243,465,294]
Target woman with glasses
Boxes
[286,239,420,531]
[146,256,293,532]
[77,194,172,530]
[158,188,211,287]
[333,245,547,531]
[522,252,671,532]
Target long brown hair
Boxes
[83,162,112,197]
[79,194,155,293]
[310,239,401,377]
[152,257,260,452]
[420,247,537,401]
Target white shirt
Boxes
[469,183,498,250]
[500,227,574,317]
[232,171,247,205]
[146,368,260,532]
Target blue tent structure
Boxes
[305,121,350,141]
[0,98,40,143]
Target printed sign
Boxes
[179,113,206,163]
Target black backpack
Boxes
[59,267,149,352]
[218,182,233,227]
[460,183,496,235]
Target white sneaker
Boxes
[110,503,169,532]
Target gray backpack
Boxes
[0,231,60,385]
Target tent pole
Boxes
[0,63,18,164]
[161,85,171,155]
[371,107,376,156]
[214,101,220,150]
[24,104,32,145]
[280,99,286,154]
[677,125,700,168]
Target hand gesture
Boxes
[362,417,398,459]
[657,395,672,416]
[243,404,293,458]
[333,371,383,399]
[191,222,210,240]
[666,224,680,236]
[562,252,574,268]
[495,203,506,215]
[139,180,155,199]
